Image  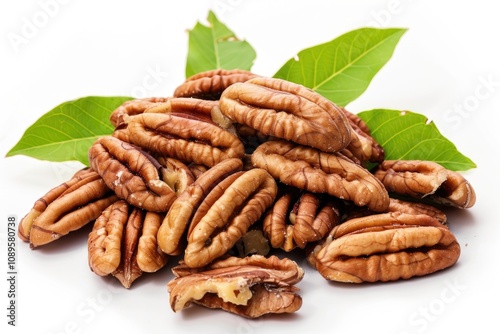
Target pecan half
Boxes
[157,158,244,255]
[89,136,193,212]
[110,97,169,127]
[170,161,278,268]
[252,140,390,212]
[168,255,303,318]
[123,113,245,167]
[263,188,341,251]
[19,168,119,248]
[311,212,460,283]
[88,200,168,288]
[374,160,476,208]
[173,69,259,100]
[219,77,352,153]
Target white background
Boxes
[1,1,499,333]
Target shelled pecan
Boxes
[309,212,460,283]
[89,136,194,212]
[374,160,476,208]
[168,255,303,318]
[174,69,259,100]
[252,140,390,212]
[219,77,352,153]
[18,168,119,248]
[110,97,169,127]
[88,200,168,288]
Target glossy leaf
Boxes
[185,10,256,78]
[6,96,133,166]
[357,109,476,171]
[273,28,406,107]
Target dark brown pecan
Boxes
[173,69,259,100]
[19,168,119,248]
[89,136,193,212]
[374,160,476,208]
[88,200,168,288]
[123,113,245,167]
[219,77,352,153]
[167,255,303,318]
[310,212,460,283]
[252,140,390,212]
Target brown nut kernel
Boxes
[157,158,244,255]
[89,136,193,212]
[173,69,259,100]
[219,77,352,153]
[182,165,278,268]
[263,188,341,251]
[311,212,460,283]
[124,113,245,167]
[19,169,119,248]
[252,140,390,212]
[110,97,169,127]
[88,200,168,288]
[167,254,303,318]
[374,160,476,208]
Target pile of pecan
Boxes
[18,69,476,318]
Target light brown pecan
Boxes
[157,158,244,255]
[88,200,168,288]
[374,160,476,208]
[89,136,194,212]
[310,212,460,283]
[173,69,259,100]
[171,161,278,268]
[263,188,341,251]
[167,255,303,318]
[19,168,119,248]
[110,97,169,127]
[252,140,390,212]
[122,113,245,167]
[219,77,352,153]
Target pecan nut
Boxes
[252,140,390,212]
[173,69,259,100]
[167,255,303,318]
[123,113,245,167]
[263,188,341,251]
[374,160,476,208]
[310,212,460,283]
[88,200,168,288]
[89,136,194,212]
[110,97,169,127]
[157,158,244,255]
[19,168,119,248]
[219,77,352,153]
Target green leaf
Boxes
[185,10,256,78]
[6,96,133,166]
[357,109,476,171]
[273,28,407,107]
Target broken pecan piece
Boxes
[219,77,352,153]
[374,160,476,208]
[88,200,168,288]
[173,69,259,100]
[19,168,119,248]
[89,136,193,212]
[168,255,303,318]
[252,140,390,212]
[310,212,460,283]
